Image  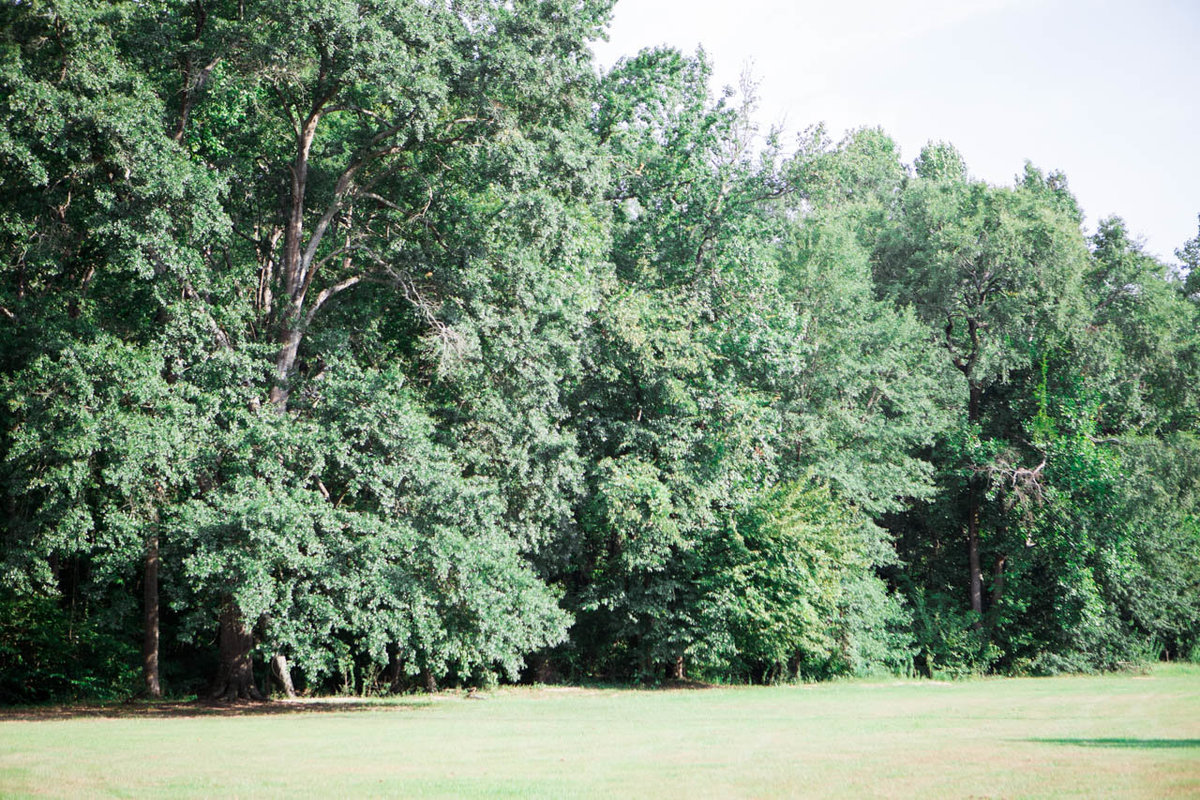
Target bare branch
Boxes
[359,191,403,213]
[374,263,466,366]
[298,164,360,280]
[309,239,363,274]
[303,274,362,328]
[975,455,1048,530]
[1087,435,1125,446]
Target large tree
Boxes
[873,157,1092,660]
[1,0,613,700]
[561,55,943,682]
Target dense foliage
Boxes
[1,0,1197,701]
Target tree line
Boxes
[1,0,1197,702]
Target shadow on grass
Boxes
[578,678,719,692]
[1032,738,1200,749]
[0,680,721,720]
[0,697,440,721]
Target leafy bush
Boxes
[0,591,136,704]
[907,586,1000,678]
[691,480,915,682]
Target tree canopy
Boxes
[1,0,1196,702]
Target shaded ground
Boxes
[0,678,719,721]
[0,696,433,721]
[1032,737,1200,749]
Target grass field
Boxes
[1,663,1197,798]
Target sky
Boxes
[592,0,1200,263]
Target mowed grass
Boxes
[1,664,1197,798]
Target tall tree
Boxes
[2,0,614,700]
[874,158,1091,628]
[177,0,614,698]
[564,54,942,682]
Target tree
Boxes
[0,0,233,698]
[563,54,941,682]
[175,0,613,698]
[566,47,774,679]
[2,2,1196,697]
[1177,215,1200,299]
[1,0,613,700]
[874,158,1091,630]
[693,478,914,681]
[1086,217,1200,434]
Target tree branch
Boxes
[303,274,362,328]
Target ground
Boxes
[1,664,1196,797]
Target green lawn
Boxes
[1,664,1197,798]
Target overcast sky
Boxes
[592,0,1200,263]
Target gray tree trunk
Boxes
[271,653,297,699]
[142,534,161,698]
[208,602,264,702]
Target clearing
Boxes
[1,663,1197,797]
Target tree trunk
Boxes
[966,380,984,623]
[385,644,407,692]
[267,115,320,410]
[142,534,161,698]
[967,496,984,621]
[671,655,686,681]
[271,653,297,699]
[268,325,303,408]
[987,554,1007,625]
[208,602,264,702]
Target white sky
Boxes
[592,0,1200,263]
